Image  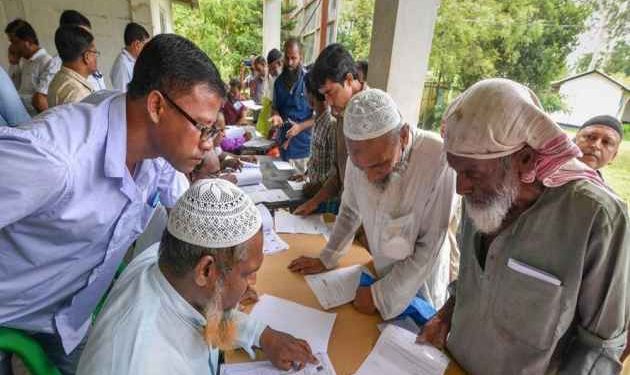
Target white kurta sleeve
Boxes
[232,310,267,358]
[371,164,455,320]
[319,162,362,269]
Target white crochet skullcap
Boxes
[343,88,402,141]
[167,179,262,248]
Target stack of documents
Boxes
[257,205,289,255]
[249,189,290,204]
[250,295,337,354]
[236,168,263,187]
[221,353,336,375]
[272,161,294,171]
[355,325,450,375]
[304,265,366,310]
[274,211,330,238]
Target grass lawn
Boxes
[602,139,630,204]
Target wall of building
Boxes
[0,0,173,88]
[551,74,625,127]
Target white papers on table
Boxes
[241,183,267,194]
[305,265,365,310]
[355,325,450,375]
[244,138,275,149]
[240,100,263,111]
[273,161,294,171]
[225,126,246,139]
[274,211,329,236]
[236,167,263,187]
[222,353,336,375]
[249,189,290,204]
[257,205,289,255]
[250,294,336,353]
[288,180,306,191]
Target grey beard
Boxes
[465,171,520,234]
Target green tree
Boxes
[337,0,375,60]
[604,40,630,77]
[173,0,263,81]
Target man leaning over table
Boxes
[289,88,456,319]
[0,34,226,374]
[77,179,317,374]
[418,78,630,375]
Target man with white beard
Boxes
[289,88,455,319]
[77,179,317,374]
[418,78,630,375]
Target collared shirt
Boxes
[306,110,336,184]
[15,48,56,115]
[49,56,107,91]
[47,66,95,107]
[447,180,630,374]
[273,68,313,160]
[77,244,266,375]
[0,66,29,126]
[0,92,187,354]
[319,130,456,318]
[110,48,135,91]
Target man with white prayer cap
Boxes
[418,78,630,375]
[289,88,456,319]
[77,179,317,374]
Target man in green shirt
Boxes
[419,78,630,374]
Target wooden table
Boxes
[226,233,466,375]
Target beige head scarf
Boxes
[443,78,605,188]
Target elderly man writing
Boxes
[419,78,630,374]
[289,89,455,318]
[77,179,316,374]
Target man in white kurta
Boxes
[77,179,317,374]
[290,89,455,319]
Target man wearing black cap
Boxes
[575,115,623,175]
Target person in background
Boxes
[47,25,98,107]
[293,43,367,215]
[5,19,56,115]
[110,22,150,91]
[418,78,629,375]
[56,10,107,91]
[77,179,318,374]
[245,56,268,105]
[293,72,338,213]
[355,60,368,83]
[270,37,313,174]
[0,34,223,374]
[223,78,246,125]
[0,66,30,126]
[256,48,283,139]
[575,115,623,179]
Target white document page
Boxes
[304,265,365,310]
[273,161,294,171]
[355,325,450,375]
[236,168,263,186]
[241,183,267,194]
[249,189,290,204]
[244,138,275,149]
[288,180,306,191]
[274,211,328,235]
[222,353,336,375]
[250,294,337,353]
[257,205,289,255]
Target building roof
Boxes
[551,69,630,92]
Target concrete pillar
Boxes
[262,0,281,57]
[367,0,440,127]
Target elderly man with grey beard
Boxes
[418,78,630,375]
[289,88,456,320]
[77,179,317,374]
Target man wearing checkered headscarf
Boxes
[78,179,317,374]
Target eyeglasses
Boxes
[160,92,218,141]
[85,49,101,57]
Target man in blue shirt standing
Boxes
[270,37,314,174]
[0,34,223,374]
